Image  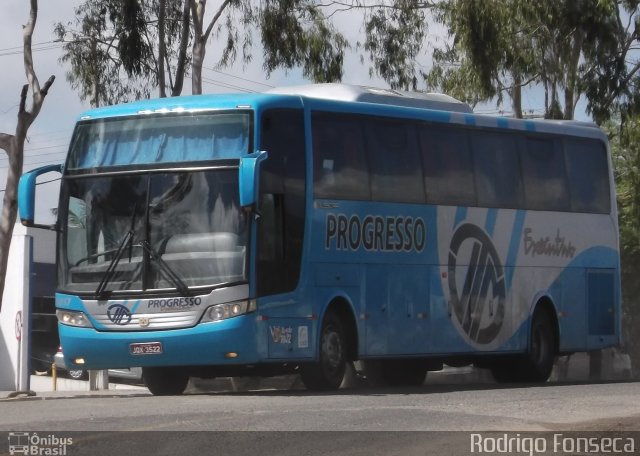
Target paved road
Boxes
[2,381,639,431]
[1,381,638,455]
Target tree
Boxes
[0,0,55,311]
[607,115,640,375]
[583,1,640,124]
[54,0,189,106]
[363,0,431,91]
[422,0,624,120]
[56,0,350,103]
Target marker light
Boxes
[74,358,85,365]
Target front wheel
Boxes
[300,312,347,391]
[143,367,189,396]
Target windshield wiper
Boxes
[95,230,134,297]
[139,240,190,296]
[95,204,138,297]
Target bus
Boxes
[18,84,621,395]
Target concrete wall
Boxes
[0,224,55,391]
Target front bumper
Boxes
[58,313,259,370]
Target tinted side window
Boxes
[472,131,523,208]
[565,139,611,214]
[312,113,370,200]
[419,125,475,206]
[365,119,425,203]
[258,109,306,296]
[521,138,570,211]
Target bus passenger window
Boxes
[472,132,523,209]
[521,138,570,211]
[312,114,370,201]
[419,126,475,207]
[366,120,425,203]
[565,139,610,214]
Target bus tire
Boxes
[490,309,556,383]
[363,359,428,387]
[300,311,347,391]
[143,367,189,396]
[521,308,556,382]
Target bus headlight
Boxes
[202,299,256,323]
[56,309,93,328]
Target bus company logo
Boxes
[107,303,132,325]
[447,223,506,345]
[8,432,73,455]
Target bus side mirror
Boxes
[18,164,63,230]
[239,151,268,208]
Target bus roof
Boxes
[74,84,605,142]
[267,83,473,113]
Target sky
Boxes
[0,1,588,224]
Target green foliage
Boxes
[57,0,354,104]
[425,0,625,120]
[259,0,347,82]
[55,0,187,106]
[364,0,427,90]
[607,115,640,372]
[584,1,640,124]
[609,117,640,262]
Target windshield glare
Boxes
[67,112,251,169]
[61,170,248,294]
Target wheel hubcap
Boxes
[322,327,343,375]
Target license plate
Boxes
[129,342,163,355]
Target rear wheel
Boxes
[143,367,189,395]
[300,311,347,391]
[522,309,556,381]
[491,309,556,383]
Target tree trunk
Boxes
[171,0,191,97]
[192,38,205,95]
[158,0,167,98]
[511,74,523,119]
[190,0,205,95]
[0,135,24,306]
[0,0,54,312]
[564,30,583,120]
[190,0,232,95]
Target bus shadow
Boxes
[186,377,640,398]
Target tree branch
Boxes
[0,134,12,152]
[41,75,55,96]
[203,0,232,43]
[18,84,29,117]
[190,0,203,38]
[23,0,41,98]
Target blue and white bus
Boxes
[19,84,621,394]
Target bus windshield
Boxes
[60,169,248,294]
[66,112,251,169]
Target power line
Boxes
[199,76,255,93]
[0,176,60,194]
[0,149,67,163]
[0,40,59,53]
[0,44,62,58]
[202,66,275,89]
